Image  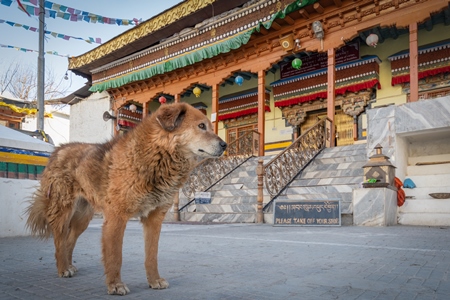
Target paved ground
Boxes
[1,220,449,300]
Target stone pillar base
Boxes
[353,188,397,226]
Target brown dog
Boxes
[26,102,227,295]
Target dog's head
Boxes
[155,103,227,158]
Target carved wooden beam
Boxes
[299,9,309,19]
[313,3,325,14]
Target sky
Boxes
[0,0,182,97]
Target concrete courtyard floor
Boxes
[1,219,449,299]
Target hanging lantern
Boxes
[193,87,202,98]
[129,104,137,112]
[159,96,167,104]
[235,75,244,86]
[366,34,379,48]
[292,58,303,70]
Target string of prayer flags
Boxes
[0,43,70,57]
[0,18,102,44]
[16,0,141,26]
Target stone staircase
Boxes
[177,144,367,224]
[179,156,269,223]
[398,154,450,226]
[268,143,367,225]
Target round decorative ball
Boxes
[292,58,302,70]
[235,75,244,86]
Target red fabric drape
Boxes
[391,65,450,86]
[218,105,270,121]
[275,79,380,108]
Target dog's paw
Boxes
[107,282,130,295]
[59,265,77,278]
[149,278,169,289]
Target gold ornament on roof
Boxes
[68,0,217,69]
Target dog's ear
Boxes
[155,103,187,132]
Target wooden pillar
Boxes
[142,101,148,118]
[327,48,336,147]
[353,116,358,141]
[212,83,219,134]
[409,22,419,102]
[174,94,181,103]
[257,70,265,156]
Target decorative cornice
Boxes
[68,0,218,69]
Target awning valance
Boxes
[388,39,450,85]
[219,88,270,121]
[271,56,381,108]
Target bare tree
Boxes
[0,61,69,102]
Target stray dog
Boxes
[26,102,227,295]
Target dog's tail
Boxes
[25,188,52,239]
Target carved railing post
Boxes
[256,159,264,223]
[262,118,330,211]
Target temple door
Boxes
[335,111,354,146]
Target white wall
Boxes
[0,178,38,237]
[22,105,70,146]
[69,91,114,143]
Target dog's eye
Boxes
[198,123,206,130]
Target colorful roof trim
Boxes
[89,0,319,93]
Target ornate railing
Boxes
[179,130,260,209]
[261,118,331,211]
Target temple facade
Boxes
[66,0,450,225]
[68,0,450,154]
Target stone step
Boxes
[398,212,450,226]
[402,173,450,187]
[182,212,256,223]
[193,203,257,213]
[406,163,450,176]
[408,154,450,166]
[398,199,450,213]
[305,161,366,172]
[211,188,259,197]
[298,168,363,180]
[283,184,359,195]
[290,177,362,187]
[404,186,450,199]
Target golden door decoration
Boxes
[300,112,327,134]
[334,111,354,146]
[301,111,353,146]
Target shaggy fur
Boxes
[25,103,227,295]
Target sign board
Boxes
[194,192,211,204]
[273,200,341,226]
[280,42,360,79]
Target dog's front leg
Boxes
[141,206,169,289]
[102,215,130,295]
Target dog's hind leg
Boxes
[50,206,77,278]
[101,212,130,295]
[65,198,94,275]
[141,206,170,289]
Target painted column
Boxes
[327,48,336,147]
[257,70,265,157]
[409,22,419,102]
[212,83,219,134]
[142,101,148,118]
[174,94,181,103]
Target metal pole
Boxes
[37,0,45,132]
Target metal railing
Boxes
[260,118,332,212]
[179,130,260,211]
